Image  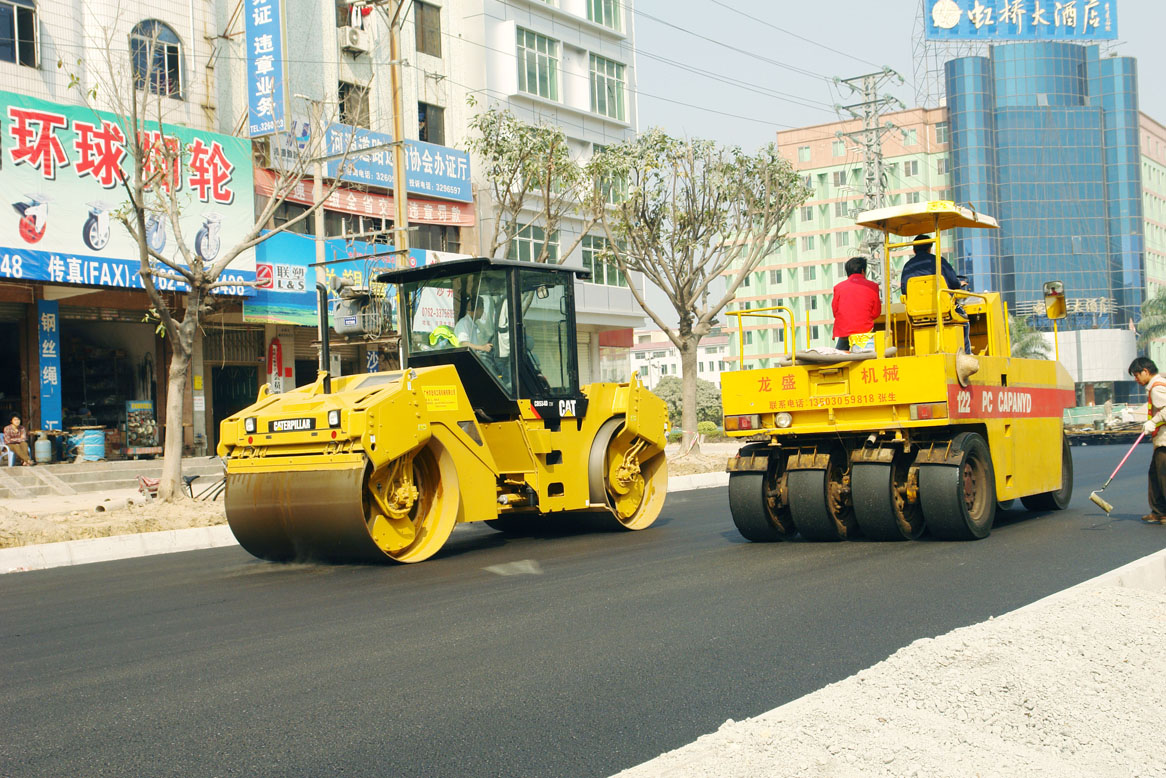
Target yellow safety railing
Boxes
[725,305,796,369]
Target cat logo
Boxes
[558,399,577,417]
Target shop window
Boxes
[0,0,37,67]
[418,102,445,145]
[413,223,460,253]
[273,201,311,234]
[339,81,370,128]
[414,1,441,57]
[130,20,182,98]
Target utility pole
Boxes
[384,0,410,267]
[835,68,904,288]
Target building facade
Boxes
[729,108,952,366]
[0,0,647,457]
[629,329,730,390]
[945,41,1145,402]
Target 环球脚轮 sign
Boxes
[0,91,256,295]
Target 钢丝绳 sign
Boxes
[37,300,61,430]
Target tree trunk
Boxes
[156,343,189,501]
[679,339,700,456]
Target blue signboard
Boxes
[325,124,473,203]
[246,0,288,136]
[37,300,62,430]
[924,0,1117,40]
[244,231,433,328]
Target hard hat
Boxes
[429,325,459,347]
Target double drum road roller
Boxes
[723,202,1075,542]
[220,258,668,563]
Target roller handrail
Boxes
[726,305,795,368]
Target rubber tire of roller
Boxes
[1020,434,1073,512]
[851,462,924,541]
[918,432,996,541]
[787,468,846,542]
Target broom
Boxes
[1089,432,1146,514]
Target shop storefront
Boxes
[0,90,256,459]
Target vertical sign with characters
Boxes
[37,300,61,430]
[246,0,288,136]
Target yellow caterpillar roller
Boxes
[722,201,1074,542]
[219,258,668,563]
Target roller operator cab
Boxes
[219,257,669,564]
[722,201,1074,543]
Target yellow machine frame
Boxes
[721,201,1074,543]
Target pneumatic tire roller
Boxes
[722,202,1075,543]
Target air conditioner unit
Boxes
[339,26,370,54]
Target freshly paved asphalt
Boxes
[3,444,1165,778]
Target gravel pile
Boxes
[616,584,1166,778]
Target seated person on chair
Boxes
[900,234,966,294]
[454,297,494,355]
[831,256,881,352]
[900,234,972,352]
[4,415,33,466]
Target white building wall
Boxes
[1046,329,1137,384]
[3,0,217,131]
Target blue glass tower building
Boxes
[945,42,1144,328]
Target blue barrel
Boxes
[81,429,105,461]
[34,437,52,464]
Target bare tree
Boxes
[466,103,608,263]
[597,130,809,454]
[67,19,356,499]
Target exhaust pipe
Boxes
[317,283,331,394]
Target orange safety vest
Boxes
[1148,375,1166,430]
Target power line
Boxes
[632,6,834,84]
[704,0,883,70]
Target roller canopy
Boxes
[854,201,999,236]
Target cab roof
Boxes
[377,256,591,284]
[854,200,999,236]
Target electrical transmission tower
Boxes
[834,68,904,286]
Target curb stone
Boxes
[1,471,731,574]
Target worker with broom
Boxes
[1129,357,1166,524]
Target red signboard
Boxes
[254,169,475,227]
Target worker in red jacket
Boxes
[831,256,881,351]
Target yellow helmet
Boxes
[428,325,459,348]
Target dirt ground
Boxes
[0,447,734,548]
[0,488,227,549]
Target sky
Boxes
[633,0,1164,152]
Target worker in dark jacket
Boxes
[831,256,881,351]
[899,234,964,294]
[900,234,972,352]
